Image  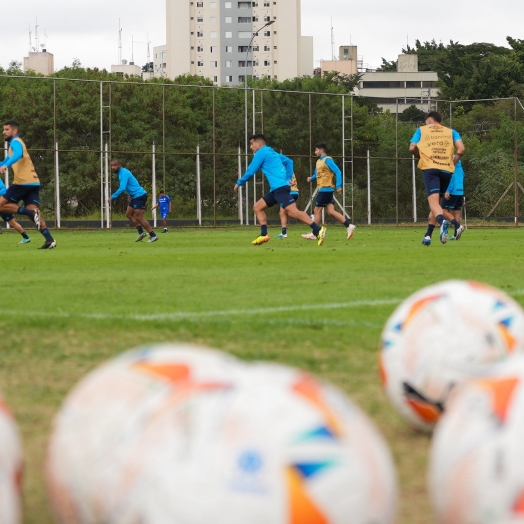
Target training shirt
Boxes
[0,178,6,197]
[111,167,147,200]
[411,126,462,172]
[0,136,40,186]
[279,154,299,194]
[237,145,289,193]
[157,195,171,213]
[311,155,342,193]
[446,160,465,196]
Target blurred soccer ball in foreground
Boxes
[46,343,397,523]
[429,356,524,523]
[380,280,524,431]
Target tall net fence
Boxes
[0,75,523,227]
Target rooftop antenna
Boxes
[35,17,39,52]
[28,25,32,54]
[146,33,152,76]
[331,18,335,60]
[131,35,143,65]
[43,28,49,50]
[118,19,122,65]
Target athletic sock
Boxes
[343,219,351,228]
[17,206,34,218]
[21,232,29,240]
[261,225,268,236]
[436,214,444,226]
[451,219,460,230]
[425,224,435,238]
[282,227,287,235]
[137,226,144,234]
[149,231,157,237]
[310,222,321,236]
[41,228,54,242]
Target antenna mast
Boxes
[29,25,32,54]
[331,18,335,60]
[118,19,122,64]
[146,34,152,77]
[35,17,39,52]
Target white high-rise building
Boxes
[165,0,313,84]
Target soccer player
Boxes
[302,143,355,241]
[0,177,30,243]
[234,134,326,246]
[0,120,56,249]
[151,190,172,233]
[275,153,299,239]
[108,159,158,243]
[410,111,465,245]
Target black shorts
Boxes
[315,191,335,207]
[442,195,464,210]
[3,184,40,206]
[0,212,14,222]
[129,194,148,210]
[423,170,452,198]
[291,193,299,202]
[262,186,295,209]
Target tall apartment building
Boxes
[165,0,313,85]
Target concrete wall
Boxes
[153,45,168,78]
[299,36,313,77]
[166,0,191,78]
[397,54,418,73]
[321,59,357,76]
[111,64,142,77]
[23,52,54,76]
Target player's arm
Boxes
[453,139,465,165]
[280,154,294,182]
[110,172,129,201]
[326,158,343,193]
[307,168,317,183]
[234,149,265,191]
[151,202,159,210]
[409,129,421,158]
[0,141,23,173]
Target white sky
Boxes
[4,0,523,72]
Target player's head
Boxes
[314,142,327,157]
[111,159,122,172]
[3,120,19,140]
[159,190,165,195]
[249,133,266,153]
[425,111,442,125]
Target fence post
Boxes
[412,155,417,223]
[152,143,157,228]
[4,142,8,229]
[104,143,110,229]
[55,142,61,228]
[367,149,371,225]
[238,146,243,225]
[196,145,202,226]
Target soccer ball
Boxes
[379,280,524,431]
[429,356,524,523]
[0,394,23,524]
[46,343,397,524]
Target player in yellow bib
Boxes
[409,112,465,245]
[0,120,56,249]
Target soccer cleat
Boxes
[148,235,159,243]
[422,236,431,246]
[135,232,148,242]
[39,240,57,250]
[302,232,316,240]
[252,235,270,245]
[33,208,42,231]
[19,237,31,244]
[317,226,327,246]
[455,225,465,240]
[162,228,168,233]
[439,220,450,244]
[274,233,287,239]
[347,224,356,240]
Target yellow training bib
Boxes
[416,125,455,173]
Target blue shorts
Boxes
[423,170,452,197]
[0,212,14,222]
[160,210,169,220]
[3,184,40,206]
[262,186,295,209]
[442,195,464,210]
[315,191,335,207]
[129,194,148,210]
[291,193,299,202]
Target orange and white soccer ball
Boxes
[46,343,397,524]
[379,280,524,431]
[429,356,524,523]
[0,394,23,524]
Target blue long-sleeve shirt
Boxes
[0,178,6,197]
[111,167,147,200]
[0,137,23,169]
[279,154,294,182]
[311,155,342,192]
[446,160,465,196]
[237,145,289,192]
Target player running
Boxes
[302,143,355,241]
[108,159,158,243]
[0,120,56,249]
[275,153,299,239]
[410,111,465,245]
[234,134,326,246]
[151,190,172,233]
[0,176,30,243]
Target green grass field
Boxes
[1,225,523,523]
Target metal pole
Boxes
[55,142,61,228]
[238,146,243,225]
[162,86,166,191]
[395,99,399,225]
[213,87,217,228]
[100,82,104,228]
[3,142,8,229]
[515,97,519,226]
[350,95,354,218]
[342,95,346,213]
[104,143,110,228]
[412,154,417,223]
[196,145,202,225]
[367,148,371,225]
[252,88,256,224]
[152,143,157,228]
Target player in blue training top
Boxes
[0,177,31,244]
[274,153,299,239]
[234,134,326,246]
[108,159,158,243]
[302,142,355,241]
[151,190,172,233]
[443,159,466,241]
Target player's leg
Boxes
[452,197,465,239]
[424,170,450,244]
[252,197,270,245]
[134,209,158,243]
[302,206,322,240]
[422,212,437,246]
[275,207,288,238]
[7,218,30,243]
[0,187,40,227]
[285,203,325,246]
[325,202,355,240]
[162,214,168,232]
[21,188,56,248]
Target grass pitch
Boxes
[1,225,523,523]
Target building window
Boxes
[191,31,194,35]
[253,46,259,51]
[264,60,270,66]
[274,60,277,64]
[264,45,270,51]
[239,75,245,82]
[210,1,217,6]
[263,31,270,36]
[362,81,404,89]
[238,1,251,7]
[197,31,204,37]
[211,76,218,82]
[210,16,217,23]
[264,16,270,21]
[198,61,204,66]
[273,46,277,49]
[225,60,232,67]
[197,1,203,5]
[197,45,204,52]
[190,17,194,20]
[225,16,232,22]
[210,31,218,38]
[225,31,233,38]
[238,31,252,38]
[238,60,253,67]
[253,60,259,66]
[210,61,218,67]
[252,1,258,5]
[226,75,233,82]
[197,17,203,22]
[190,47,194,51]
[191,61,195,64]
[264,1,270,5]
[422,80,438,88]
[406,81,421,88]
[238,17,252,23]
[225,1,232,7]
[253,16,258,21]
[225,46,233,52]
[273,16,277,19]
[210,46,218,52]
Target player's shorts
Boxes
[315,191,335,208]
[423,169,452,198]
[3,184,40,206]
[291,193,299,202]
[129,194,148,210]
[441,195,464,210]
[262,186,295,209]
[160,211,169,220]
[0,212,14,223]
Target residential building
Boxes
[165,0,313,84]
[23,50,54,75]
[153,45,169,78]
[320,45,358,76]
[111,62,142,77]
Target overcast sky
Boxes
[4,0,523,72]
